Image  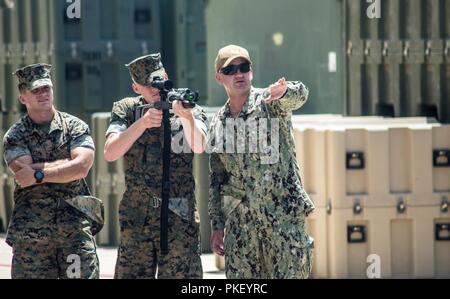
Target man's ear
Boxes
[132,82,140,94]
[18,95,26,105]
[215,73,223,85]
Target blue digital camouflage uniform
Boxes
[3,111,99,279]
[107,96,207,279]
[208,82,315,279]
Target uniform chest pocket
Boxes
[53,139,71,159]
[144,145,162,165]
[135,130,160,164]
[28,134,70,162]
[28,141,52,162]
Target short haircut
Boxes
[18,83,28,94]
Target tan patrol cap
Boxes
[214,45,252,72]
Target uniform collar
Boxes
[25,110,63,134]
[220,87,257,121]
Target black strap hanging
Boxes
[160,99,171,255]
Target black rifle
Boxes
[132,88,199,120]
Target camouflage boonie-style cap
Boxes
[13,63,53,91]
[125,53,166,86]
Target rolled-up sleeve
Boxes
[105,121,128,137]
[68,118,95,151]
[3,131,30,166]
[106,101,129,137]
[72,134,95,151]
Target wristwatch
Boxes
[34,169,45,183]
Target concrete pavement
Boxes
[0,234,225,279]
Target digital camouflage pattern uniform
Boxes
[107,54,207,279]
[4,64,99,279]
[208,82,315,279]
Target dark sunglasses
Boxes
[220,63,251,76]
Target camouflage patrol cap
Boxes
[13,63,53,91]
[215,45,252,72]
[126,53,166,86]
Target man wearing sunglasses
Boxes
[208,45,315,279]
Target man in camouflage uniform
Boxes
[3,63,99,279]
[104,53,207,279]
[208,45,315,279]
